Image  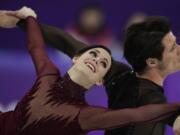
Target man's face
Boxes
[158,31,180,76]
[72,48,111,85]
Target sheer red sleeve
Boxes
[79,103,180,131]
[26,17,59,77]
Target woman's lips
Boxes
[85,61,96,73]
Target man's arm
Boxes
[17,20,87,58]
[0,10,19,28]
[0,7,36,28]
[0,7,86,58]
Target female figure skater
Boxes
[0,9,180,135]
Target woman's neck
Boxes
[67,68,94,89]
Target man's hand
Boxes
[173,115,180,135]
[0,10,19,28]
[0,6,37,28]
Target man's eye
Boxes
[100,61,107,68]
[89,51,97,57]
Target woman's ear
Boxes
[72,56,79,63]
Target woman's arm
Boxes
[79,103,180,131]
[139,90,180,126]
[0,8,85,58]
[26,17,59,76]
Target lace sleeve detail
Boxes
[79,103,180,131]
[26,17,59,77]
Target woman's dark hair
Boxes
[124,16,170,74]
[75,44,111,56]
[74,45,113,82]
[104,61,139,109]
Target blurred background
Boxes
[1,0,180,135]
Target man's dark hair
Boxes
[75,45,113,82]
[124,16,170,74]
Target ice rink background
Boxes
[1,1,180,135]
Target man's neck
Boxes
[137,69,164,86]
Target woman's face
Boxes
[72,47,112,85]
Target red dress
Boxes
[0,17,180,135]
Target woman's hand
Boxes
[6,6,37,19]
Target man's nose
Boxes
[177,45,180,55]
